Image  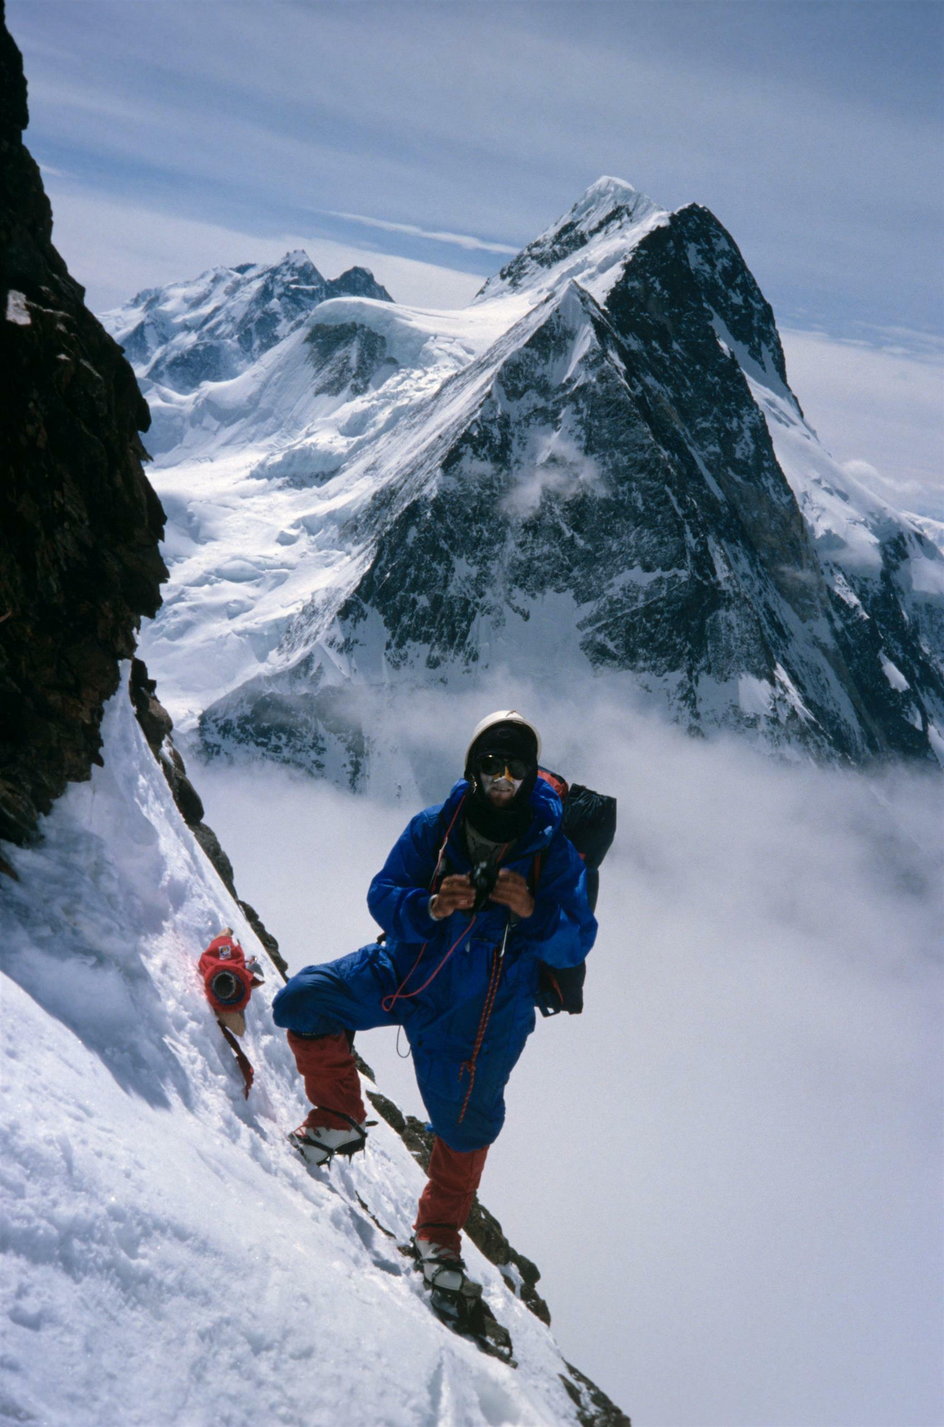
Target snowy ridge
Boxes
[476,176,668,304]
[742,356,944,759]
[0,673,613,1427]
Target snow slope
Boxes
[0,672,616,1427]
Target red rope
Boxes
[218,1022,254,1098]
[380,916,477,1014]
[455,840,513,1120]
[431,794,466,885]
[457,922,509,1123]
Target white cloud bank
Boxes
[782,328,943,519]
[192,686,943,1427]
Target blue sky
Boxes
[8,0,943,512]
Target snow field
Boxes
[0,675,592,1427]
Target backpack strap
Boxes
[537,766,569,800]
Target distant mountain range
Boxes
[105,178,944,780]
[107,250,391,416]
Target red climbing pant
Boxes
[287,1031,488,1258]
[287,1030,367,1130]
[414,1137,489,1258]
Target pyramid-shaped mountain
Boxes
[112,181,944,777]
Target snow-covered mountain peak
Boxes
[570,174,661,225]
[109,179,943,770]
[476,174,668,303]
[280,246,318,270]
[104,250,392,396]
[110,250,320,334]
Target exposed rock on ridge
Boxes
[0,13,166,847]
[477,175,666,300]
[129,657,287,979]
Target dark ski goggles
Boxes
[477,753,531,780]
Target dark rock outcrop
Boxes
[0,8,166,847]
[129,657,288,979]
[324,264,393,303]
[362,1088,627,1420]
[307,319,398,397]
[0,10,283,986]
[363,1085,552,1323]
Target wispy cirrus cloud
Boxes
[327,210,518,256]
[10,0,942,516]
[48,189,483,313]
[10,0,942,339]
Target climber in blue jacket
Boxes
[273,709,597,1293]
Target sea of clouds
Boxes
[191,682,942,1427]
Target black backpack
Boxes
[536,771,617,1017]
[429,770,617,1016]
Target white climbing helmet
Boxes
[464,709,541,768]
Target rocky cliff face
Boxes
[0,13,166,847]
[0,11,281,959]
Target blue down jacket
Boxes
[273,777,597,1151]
